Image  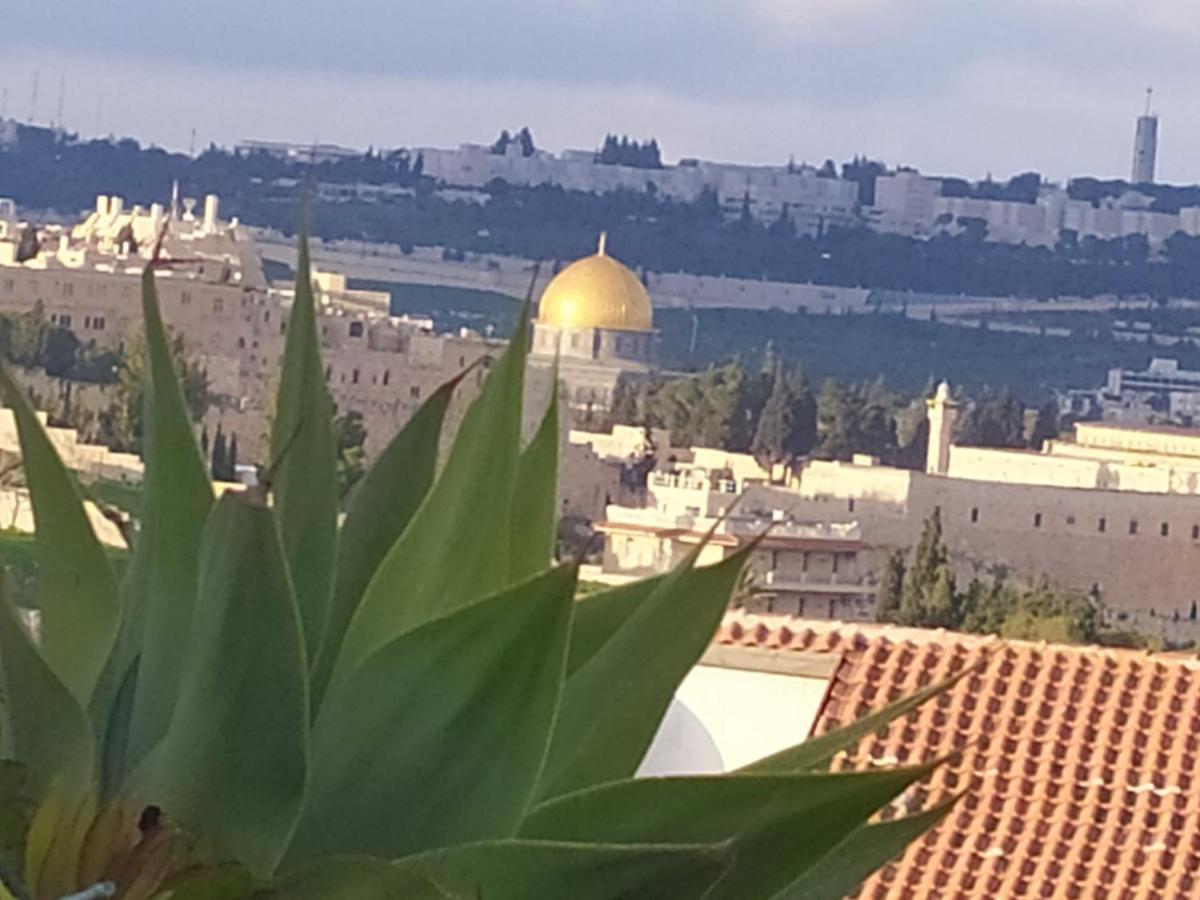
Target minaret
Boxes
[1131,87,1158,185]
[925,381,959,476]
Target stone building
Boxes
[584,445,877,620]
[0,194,498,461]
[592,382,1200,631]
[783,386,1200,630]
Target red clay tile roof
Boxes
[715,614,1200,899]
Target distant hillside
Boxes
[344,277,1173,399]
[8,122,1200,304]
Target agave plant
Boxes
[0,234,957,900]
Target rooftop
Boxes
[716,614,1200,899]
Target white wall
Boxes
[638,663,831,776]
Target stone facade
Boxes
[0,195,499,462]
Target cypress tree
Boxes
[876,550,906,622]
[211,427,227,481]
[227,433,239,480]
[751,361,797,478]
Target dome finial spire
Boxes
[597,231,607,256]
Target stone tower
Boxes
[1131,88,1158,185]
[926,381,959,476]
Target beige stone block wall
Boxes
[0,487,126,548]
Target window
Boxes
[459,355,466,367]
[832,553,840,575]
[237,337,246,349]
[848,499,855,512]
[94,316,105,331]
[264,311,271,323]
[351,368,360,385]
[59,314,71,327]
[382,370,390,386]
[213,297,224,313]
[2,278,13,292]
[970,507,979,523]
[84,316,91,329]
[801,552,809,573]
[1034,513,1042,528]
[1098,517,1107,533]
[62,283,74,297]
[1162,523,1170,537]
[1066,515,1076,526]
[349,321,364,338]
[324,366,332,382]
[181,291,192,305]
[410,385,421,399]
[1129,519,1139,535]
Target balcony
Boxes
[762,570,875,596]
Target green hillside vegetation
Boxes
[11,121,1200,301]
[656,308,1199,397]
[328,278,1175,399]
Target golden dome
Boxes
[537,235,653,333]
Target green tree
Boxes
[1029,401,1059,450]
[955,388,1025,449]
[898,508,957,628]
[211,426,228,480]
[227,432,239,480]
[816,379,897,461]
[875,550,906,622]
[42,327,80,378]
[5,303,48,367]
[334,409,368,499]
[100,328,209,455]
[751,362,792,474]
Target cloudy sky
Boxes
[4,0,1200,183]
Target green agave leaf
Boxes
[0,593,94,792]
[271,857,454,900]
[94,653,138,800]
[0,363,118,704]
[522,765,936,900]
[310,374,461,711]
[289,565,575,861]
[567,573,665,676]
[539,544,752,799]
[508,375,558,583]
[0,761,33,873]
[145,492,308,878]
[333,300,530,681]
[122,264,214,776]
[394,839,731,900]
[22,777,67,896]
[270,232,338,661]
[153,865,259,900]
[774,797,958,900]
[739,666,974,775]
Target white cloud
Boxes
[747,0,904,36]
[1020,0,1200,37]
